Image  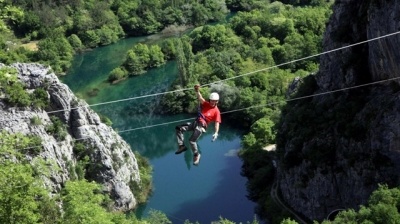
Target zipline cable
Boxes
[205,30,400,85]
[43,30,400,115]
[48,87,192,114]
[5,31,400,154]
[4,46,400,223]
[3,21,399,224]
[117,76,400,133]
[11,72,399,151]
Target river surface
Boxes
[61,36,258,224]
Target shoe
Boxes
[193,153,201,165]
[175,145,187,154]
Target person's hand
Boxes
[212,133,218,142]
[194,84,200,92]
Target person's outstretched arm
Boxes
[212,122,220,141]
[194,84,205,104]
[214,122,219,135]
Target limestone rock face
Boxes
[277,0,400,221]
[0,63,140,211]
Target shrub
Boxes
[99,114,113,126]
[108,67,127,83]
[5,83,31,107]
[45,116,67,141]
[30,116,42,125]
[67,34,83,52]
[130,151,153,204]
[31,87,49,109]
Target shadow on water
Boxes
[118,114,192,159]
[119,118,243,161]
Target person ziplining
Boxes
[175,84,222,165]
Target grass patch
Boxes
[20,41,39,51]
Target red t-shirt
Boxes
[199,101,221,124]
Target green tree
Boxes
[191,3,211,26]
[148,44,165,68]
[0,2,24,30]
[0,131,57,224]
[62,180,119,224]
[96,25,119,46]
[108,67,128,83]
[133,43,151,67]
[251,117,276,146]
[204,50,235,81]
[190,24,235,52]
[0,130,42,159]
[73,9,95,32]
[280,218,299,224]
[131,151,153,204]
[36,36,74,72]
[191,54,214,84]
[282,32,314,71]
[80,30,100,48]
[0,162,49,224]
[242,132,257,149]
[276,0,332,7]
[140,10,162,34]
[253,46,275,65]
[175,37,194,86]
[160,38,177,60]
[161,6,185,25]
[16,10,40,37]
[123,50,145,75]
[111,0,140,33]
[67,34,83,51]
[146,209,172,224]
[320,185,400,224]
[226,0,255,11]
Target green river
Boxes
[61,36,259,224]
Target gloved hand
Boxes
[194,84,200,92]
[212,133,218,142]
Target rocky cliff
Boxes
[277,0,400,221]
[0,63,140,211]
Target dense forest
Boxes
[2,0,400,223]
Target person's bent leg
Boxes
[175,123,188,146]
[189,125,203,165]
[189,127,202,153]
[175,122,193,154]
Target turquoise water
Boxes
[61,36,258,223]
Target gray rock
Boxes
[0,63,140,211]
[277,0,400,221]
